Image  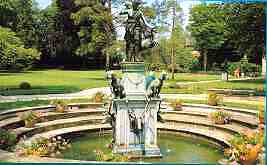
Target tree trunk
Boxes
[255,45,259,72]
[108,0,112,13]
[171,47,175,79]
[203,51,207,72]
[171,0,176,80]
[262,46,266,77]
[105,0,112,71]
[106,52,110,71]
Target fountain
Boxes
[106,0,165,158]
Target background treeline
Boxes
[0,0,265,73]
[188,3,265,73]
[0,0,114,70]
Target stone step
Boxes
[157,122,233,147]
[27,124,112,142]
[163,108,258,128]
[0,103,105,121]
[0,107,55,122]
[162,113,251,135]
[0,109,105,129]
[8,109,252,140]
[182,103,257,116]
[0,106,55,119]
[13,115,106,138]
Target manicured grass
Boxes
[0,69,264,95]
[0,69,108,95]
[0,100,50,111]
[0,70,221,95]
[163,79,265,94]
[0,98,94,111]
[177,99,262,111]
[165,72,222,83]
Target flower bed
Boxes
[224,128,264,165]
[0,129,17,151]
[18,111,42,128]
[15,136,71,157]
[210,109,232,124]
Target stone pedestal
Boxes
[111,62,161,157]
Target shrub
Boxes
[189,58,201,72]
[227,62,258,75]
[227,62,240,75]
[207,92,221,106]
[0,129,17,150]
[0,27,40,71]
[210,109,232,124]
[50,99,68,113]
[15,136,71,157]
[170,99,183,111]
[94,149,129,162]
[93,92,106,103]
[19,82,31,90]
[145,63,167,71]
[256,86,265,95]
[18,111,42,128]
[258,104,265,124]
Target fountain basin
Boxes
[59,132,224,163]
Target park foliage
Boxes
[0,1,264,71]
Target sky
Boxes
[36,0,52,9]
[36,0,202,38]
[36,0,201,27]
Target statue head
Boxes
[149,71,155,77]
[107,71,118,80]
[132,0,143,10]
[106,70,113,80]
[159,71,167,81]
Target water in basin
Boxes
[59,133,224,163]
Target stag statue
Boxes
[122,0,158,62]
[146,71,167,98]
[106,71,126,99]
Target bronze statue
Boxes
[122,0,157,62]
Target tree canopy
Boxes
[0,0,265,71]
[188,2,265,71]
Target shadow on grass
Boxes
[0,85,80,96]
[86,77,106,81]
[0,100,50,111]
[0,70,36,76]
[229,78,265,85]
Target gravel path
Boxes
[0,78,264,103]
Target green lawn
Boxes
[0,69,264,95]
[0,100,50,110]
[0,98,93,111]
[0,69,108,95]
[177,99,262,111]
[165,72,222,83]
[163,79,265,94]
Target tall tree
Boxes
[71,0,115,68]
[188,3,265,73]
[224,3,265,74]
[0,27,40,71]
[158,0,183,79]
[0,0,38,48]
[15,0,36,48]
[188,4,226,71]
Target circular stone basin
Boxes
[58,133,224,163]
